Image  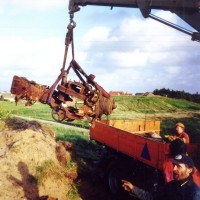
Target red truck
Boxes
[89,119,200,196]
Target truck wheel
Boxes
[108,163,120,194]
[106,160,131,196]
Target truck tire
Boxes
[105,156,164,198]
[106,159,132,196]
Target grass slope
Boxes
[112,95,200,113]
[1,96,200,142]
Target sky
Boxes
[0,0,200,94]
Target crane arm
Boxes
[69,0,200,41]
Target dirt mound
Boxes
[0,118,77,200]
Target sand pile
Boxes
[0,118,76,200]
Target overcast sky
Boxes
[0,0,200,94]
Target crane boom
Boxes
[69,0,200,41]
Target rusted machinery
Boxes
[10,14,116,123]
[11,63,116,123]
[11,76,49,106]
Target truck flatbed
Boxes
[90,120,199,171]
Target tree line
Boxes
[153,88,200,104]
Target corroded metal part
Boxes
[10,75,49,106]
[10,12,116,123]
[10,67,116,123]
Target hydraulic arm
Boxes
[69,0,200,42]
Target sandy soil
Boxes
[0,119,76,200]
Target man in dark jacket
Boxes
[122,154,200,200]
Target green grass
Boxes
[0,101,52,120]
[2,95,200,121]
[0,101,90,128]
[1,96,200,142]
[0,96,200,134]
[112,95,200,113]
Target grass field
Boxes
[110,96,200,142]
[1,95,200,142]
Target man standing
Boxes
[175,123,190,144]
[122,154,200,200]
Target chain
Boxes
[69,13,76,60]
[46,12,77,103]
[62,12,76,72]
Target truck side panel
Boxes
[90,120,170,170]
[99,120,160,134]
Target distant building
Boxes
[0,92,15,101]
[135,92,155,97]
[143,92,155,97]
[109,91,124,96]
[135,93,144,96]
[109,91,132,96]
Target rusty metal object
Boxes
[10,12,116,123]
[10,63,116,123]
[10,75,49,106]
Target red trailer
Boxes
[89,120,200,195]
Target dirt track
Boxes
[14,115,89,132]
